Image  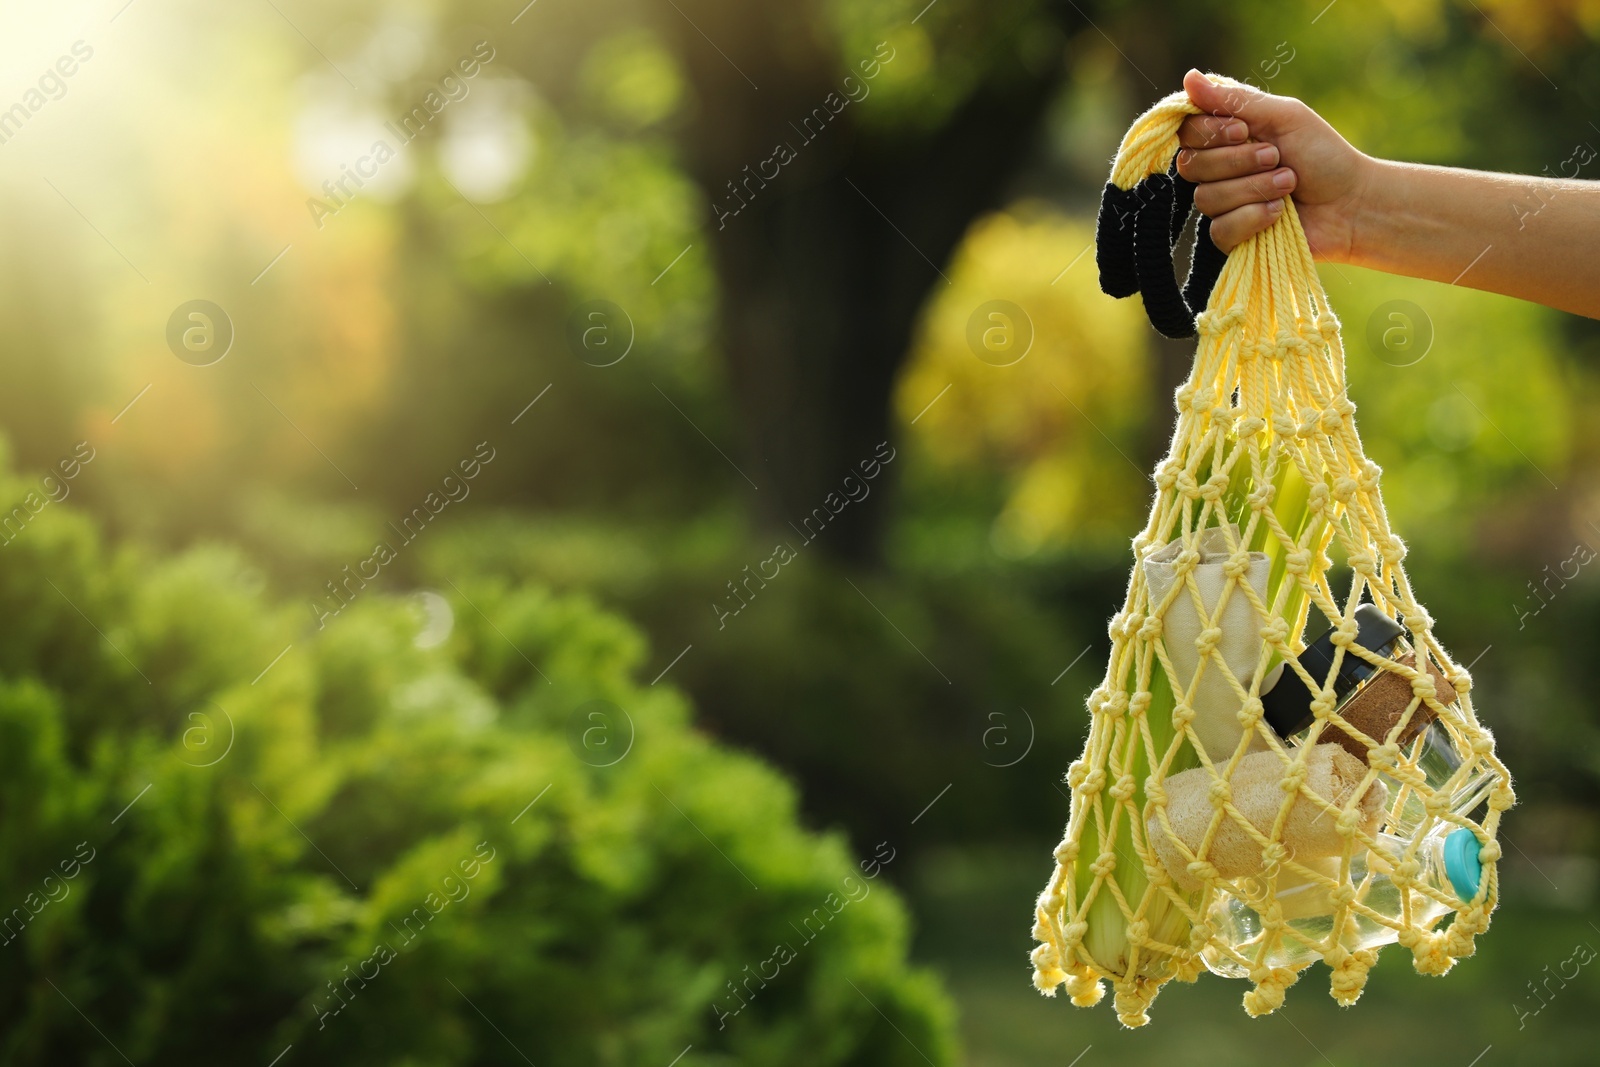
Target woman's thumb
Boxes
[1183,68,1264,121]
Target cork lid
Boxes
[1261,604,1407,737]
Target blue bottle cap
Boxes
[1442,827,1483,902]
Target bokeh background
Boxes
[1,0,1598,1063]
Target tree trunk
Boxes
[661,0,1080,563]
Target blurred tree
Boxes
[0,442,957,1066]
[653,0,1089,561]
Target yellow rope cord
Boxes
[1030,77,1514,1026]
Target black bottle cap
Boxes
[1260,604,1407,737]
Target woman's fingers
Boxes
[1193,166,1296,217]
[1178,114,1247,149]
[1208,200,1284,252]
[1176,141,1279,183]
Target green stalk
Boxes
[1071,442,1317,980]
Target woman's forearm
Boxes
[1348,157,1600,319]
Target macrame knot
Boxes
[1367,743,1402,773]
[1410,930,1454,976]
[1175,470,1200,498]
[1109,774,1137,802]
[1201,473,1229,501]
[1122,611,1146,636]
[1153,460,1180,490]
[1259,616,1289,645]
[1243,967,1296,1017]
[1207,778,1232,804]
[1032,949,1067,993]
[1171,702,1196,728]
[1335,807,1365,835]
[1270,414,1297,439]
[1108,612,1130,639]
[1306,481,1330,513]
[1113,981,1158,1028]
[1236,696,1264,728]
[1172,548,1201,574]
[1332,477,1359,503]
[1236,415,1266,438]
[1248,482,1276,508]
[1284,549,1312,576]
[1187,858,1219,884]
[1310,690,1337,721]
[1062,920,1089,942]
[1089,853,1118,877]
[1054,841,1078,863]
[1144,779,1168,807]
[1411,671,1438,703]
[1316,310,1340,339]
[1222,551,1252,579]
[1194,626,1223,658]
[1328,882,1356,908]
[1329,948,1376,1006]
[1080,768,1107,796]
[1319,406,1345,433]
[1174,383,1198,412]
[1348,550,1376,576]
[1260,841,1287,868]
[1381,533,1408,562]
[1279,765,1308,793]
[1490,783,1516,811]
[1138,614,1164,640]
[1065,967,1105,1008]
[1328,619,1359,648]
[1477,840,1502,864]
[1125,920,1150,947]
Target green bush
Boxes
[423,511,1116,854]
[0,453,957,1066]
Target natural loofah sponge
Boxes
[1149,745,1387,892]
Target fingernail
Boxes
[1255,145,1278,167]
[1225,121,1247,142]
[1267,199,1284,214]
[1272,169,1295,190]
[1177,148,1194,166]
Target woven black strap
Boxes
[1094,162,1227,339]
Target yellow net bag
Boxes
[1029,78,1516,1026]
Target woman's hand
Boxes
[1175,69,1371,261]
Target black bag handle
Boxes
[1094,161,1227,339]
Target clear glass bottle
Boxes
[1378,721,1496,842]
[1202,827,1483,979]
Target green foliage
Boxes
[0,457,957,1066]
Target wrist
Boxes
[1343,153,1397,270]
